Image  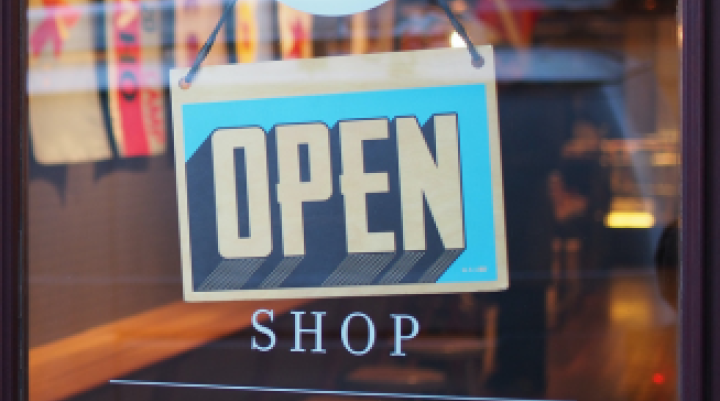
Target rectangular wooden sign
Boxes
[171,46,508,301]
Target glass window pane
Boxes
[28,1,680,400]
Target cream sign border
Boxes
[171,46,508,301]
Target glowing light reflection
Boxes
[605,212,655,229]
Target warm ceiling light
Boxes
[605,212,655,229]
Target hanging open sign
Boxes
[171,47,508,301]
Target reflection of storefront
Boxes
[0,0,717,400]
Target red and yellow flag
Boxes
[175,0,229,67]
[277,2,312,59]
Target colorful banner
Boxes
[28,0,114,164]
[232,0,271,63]
[174,0,229,68]
[104,0,167,157]
[170,47,508,301]
[277,2,313,59]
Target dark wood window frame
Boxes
[682,0,717,400]
[0,0,713,400]
[1,0,28,399]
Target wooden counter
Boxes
[30,299,308,401]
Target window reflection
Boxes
[28,0,680,400]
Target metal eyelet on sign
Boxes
[179,77,191,90]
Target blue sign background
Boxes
[183,84,499,284]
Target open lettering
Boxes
[212,115,465,268]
